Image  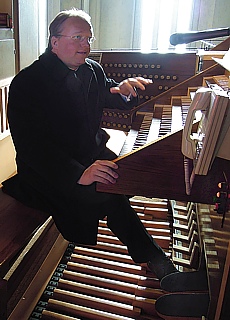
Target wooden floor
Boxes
[29,197,173,320]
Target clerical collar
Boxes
[69,67,79,72]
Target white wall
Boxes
[89,0,139,50]
[88,0,230,50]
[17,0,39,70]
[16,0,230,63]
[191,0,230,30]
[0,136,16,184]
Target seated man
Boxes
[3,8,177,280]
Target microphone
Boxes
[170,27,230,46]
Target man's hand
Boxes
[77,160,119,185]
[110,76,153,97]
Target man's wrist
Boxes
[120,93,133,102]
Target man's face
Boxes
[51,17,92,69]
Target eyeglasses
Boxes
[57,34,96,44]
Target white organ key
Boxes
[171,105,183,132]
[119,129,139,155]
[147,118,161,143]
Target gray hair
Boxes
[48,8,93,50]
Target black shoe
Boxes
[148,252,178,280]
[160,270,208,292]
[155,292,209,319]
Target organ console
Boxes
[1,38,230,320]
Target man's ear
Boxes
[51,36,59,49]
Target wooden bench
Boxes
[0,188,68,319]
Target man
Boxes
[3,8,177,280]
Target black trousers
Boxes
[3,174,162,264]
[102,193,162,263]
[58,183,162,264]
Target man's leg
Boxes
[62,183,178,280]
[103,194,178,280]
[104,194,160,262]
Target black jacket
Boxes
[3,49,137,243]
